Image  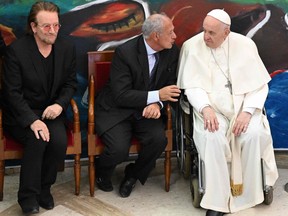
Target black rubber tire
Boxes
[263,186,273,205]
[190,177,201,208]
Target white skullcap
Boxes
[207,9,231,25]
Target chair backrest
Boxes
[94,62,111,93]
[88,50,114,93]
[87,50,114,135]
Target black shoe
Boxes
[22,206,39,215]
[119,177,137,198]
[39,200,54,210]
[206,209,224,216]
[96,177,113,192]
[39,191,54,210]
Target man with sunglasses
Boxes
[2,1,77,214]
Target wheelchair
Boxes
[175,92,274,208]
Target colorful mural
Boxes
[1,0,288,149]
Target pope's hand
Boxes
[202,106,219,132]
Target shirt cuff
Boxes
[199,104,210,114]
[243,107,256,115]
[147,90,160,105]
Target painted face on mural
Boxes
[67,1,145,43]
[202,16,230,49]
[31,11,60,45]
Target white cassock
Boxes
[177,32,278,213]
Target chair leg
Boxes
[0,160,4,201]
[165,150,171,192]
[74,154,81,195]
[88,155,95,197]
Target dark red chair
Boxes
[87,50,173,197]
[0,57,82,201]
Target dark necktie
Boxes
[149,52,159,90]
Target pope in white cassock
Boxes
[177,9,278,216]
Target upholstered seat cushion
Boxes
[3,123,75,151]
[3,132,23,151]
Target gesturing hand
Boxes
[159,85,181,102]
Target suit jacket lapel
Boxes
[137,37,150,89]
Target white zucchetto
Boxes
[207,9,231,25]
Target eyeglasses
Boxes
[36,23,61,32]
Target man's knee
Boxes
[246,124,261,136]
[104,142,130,163]
[149,130,167,149]
[23,138,47,157]
[205,131,228,150]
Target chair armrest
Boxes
[0,108,4,159]
[165,103,172,130]
[87,74,173,134]
[88,74,95,135]
[0,108,2,140]
[70,98,80,133]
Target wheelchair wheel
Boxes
[175,103,185,171]
[183,150,191,179]
[190,176,202,208]
[263,186,273,205]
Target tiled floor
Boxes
[1,157,288,216]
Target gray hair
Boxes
[142,13,168,39]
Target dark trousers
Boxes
[97,115,167,184]
[5,117,67,208]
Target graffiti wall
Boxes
[1,0,288,149]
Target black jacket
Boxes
[95,35,179,135]
[2,34,77,128]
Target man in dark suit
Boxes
[95,13,181,198]
[2,2,77,214]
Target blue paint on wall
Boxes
[265,71,288,149]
